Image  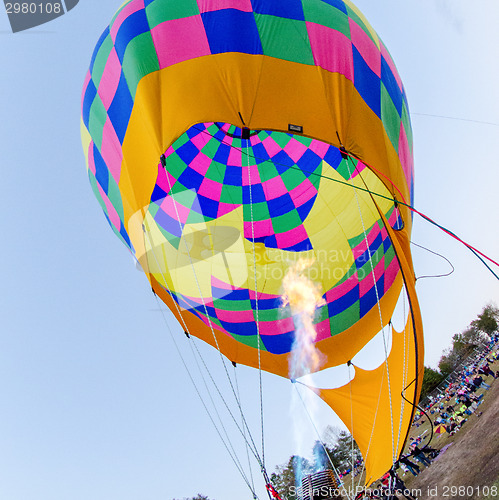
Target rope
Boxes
[151,292,258,497]
[190,124,499,280]
[410,241,455,280]
[245,135,266,469]
[344,157,396,466]
[293,382,343,486]
[234,363,257,495]
[141,220,262,496]
[159,154,271,484]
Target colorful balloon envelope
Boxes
[82,0,424,486]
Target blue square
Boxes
[319,0,347,15]
[90,27,110,73]
[82,78,97,129]
[114,9,150,63]
[202,9,263,55]
[268,193,294,217]
[223,166,243,186]
[262,330,295,355]
[251,0,305,21]
[381,56,403,116]
[296,149,322,173]
[328,283,359,315]
[214,142,231,164]
[353,46,381,118]
[107,72,133,144]
[178,166,204,190]
[252,142,270,162]
[243,183,266,204]
[93,144,109,194]
[177,141,200,166]
[324,145,342,169]
[197,194,219,219]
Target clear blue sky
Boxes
[1,1,498,499]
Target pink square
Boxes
[244,219,271,239]
[325,273,359,303]
[110,0,145,42]
[309,139,330,158]
[87,141,96,175]
[198,178,223,199]
[381,41,403,91]
[315,318,332,342]
[151,17,211,69]
[306,22,353,81]
[359,258,385,296]
[398,123,413,196]
[160,196,191,224]
[101,118,123,184]
[242,164,262,186]
[275,225,309,248]
[216,308,254,323]
[97,47,121,110]
[284,139,308,163]
[261,136,282,158]
[263,176,289,200]
[227,146,242,166]
[156,167,177,193]
[217,202,239,217]
[288,178,316,204]
[349,18,381,77]
[196,0,253,13]
[259,317,295,336]
[384,258,400,292]
[191,151,212,175]
[97,183,121,230]
[190,130,211,151]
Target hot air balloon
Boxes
[81,0,423,492]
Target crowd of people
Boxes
[357,338,499,499]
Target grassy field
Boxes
[337,357,499,499]
[402,358,499,500]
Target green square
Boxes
[255,14,314,64]
[381,84,401,152]
[145,0,200,29]
[303,0,350,37]
[401,101,413,152]
[384,244,395,265]
[205,164,226,183]
[330,301,360,335]
[91,34,113,87]
[87,94,107,151]
[122,32,160,99]
[230,334,268,351]
[271,210,303,233]
[220,184,242,205]
[281,169,306,191]
[257,163,279,183]
[314,304,329,323]
[245,201,270,221]
[88,171,106,212]
[106,175,124,220]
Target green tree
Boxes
[471,304,499,337]
[270,455,312,500]
[419,366,444,401]
[438,347,462,377]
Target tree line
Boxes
[419,303,498,400]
